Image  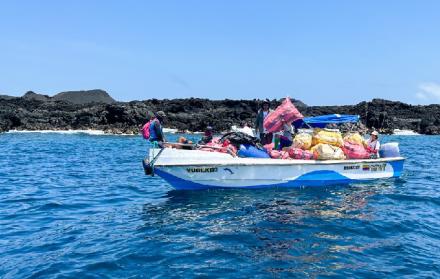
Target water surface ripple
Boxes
[0,133,439,278]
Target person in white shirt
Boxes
[278,118,294,150]
[366,131,381,157]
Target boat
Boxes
[143,114,405,190]
[144,148,404,190]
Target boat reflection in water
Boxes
[140,180,402,276]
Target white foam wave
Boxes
[393,129,420,136]
[163,128,178,133]
[5,129,136,136]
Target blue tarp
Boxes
[293,114,360,128]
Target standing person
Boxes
[366,131,381,157]
[149,111,167,147]
[198,126,214,145]
[140,111,155,140]
[278,118,294,150]
[255,100,273,145]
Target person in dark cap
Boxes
[149,111,167,147]
[255,100,273,145]
[198,126,214,145]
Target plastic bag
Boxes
[342,141,371,159]
[379,142,400,158]
[288,147,315,160]
[269,150,290,159]
[312,129,344,147]
[343,132,366,147]
[311,143,346,160]
[263,98,303,133]
[293,133,312,150]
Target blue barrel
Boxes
[237,144,270,158]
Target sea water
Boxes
[0,132,439,278]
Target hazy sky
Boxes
[1,1,440,105]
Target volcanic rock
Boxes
[0,93,439,135]
[53,89,116,105]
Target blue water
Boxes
[1,133,439,278]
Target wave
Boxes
[5,129,135,136]
[393,129,420,136]
[5,128,205,136]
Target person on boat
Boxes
[198,126,214,145]
[366,131,381,157]
[255,100,273,145]
[149,111,167,147]
[177,136,194,150]
[277,118,294,150]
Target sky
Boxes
[1,1,440,105]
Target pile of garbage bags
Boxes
[196,97,376,160]
[264,129,376,160]
[265,129,338,160]
[197,129,379,160]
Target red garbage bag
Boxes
[288,147,315,160]
[342,141,371,159]
[263,98,303,133]
[270,150,290,159]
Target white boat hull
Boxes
[146,149,405,190]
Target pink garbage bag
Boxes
[342,141,371,159]
[263,98,303,133]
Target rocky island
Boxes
[0,90,439,135]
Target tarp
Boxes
[293,114,360,128]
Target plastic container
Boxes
[274,136,280,150]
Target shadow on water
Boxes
[139,180,401,276]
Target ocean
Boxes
[1,132,439,278]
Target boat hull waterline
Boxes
[147,149,404,190]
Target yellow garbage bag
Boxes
[343,132,366,147]
[312,129,344,147]
[293,133,312,150]
[311,143,346,160]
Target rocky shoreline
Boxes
[1,91,439,135]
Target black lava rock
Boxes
[0,93,439,135]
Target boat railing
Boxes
[165,142,237,157]
[145,141,161,162]
[143,141,236,176]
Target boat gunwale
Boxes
[155,156,405,167]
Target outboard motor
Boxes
[379,142,400,158]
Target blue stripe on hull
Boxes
[155,170,382,190]
[389,159,404,177]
